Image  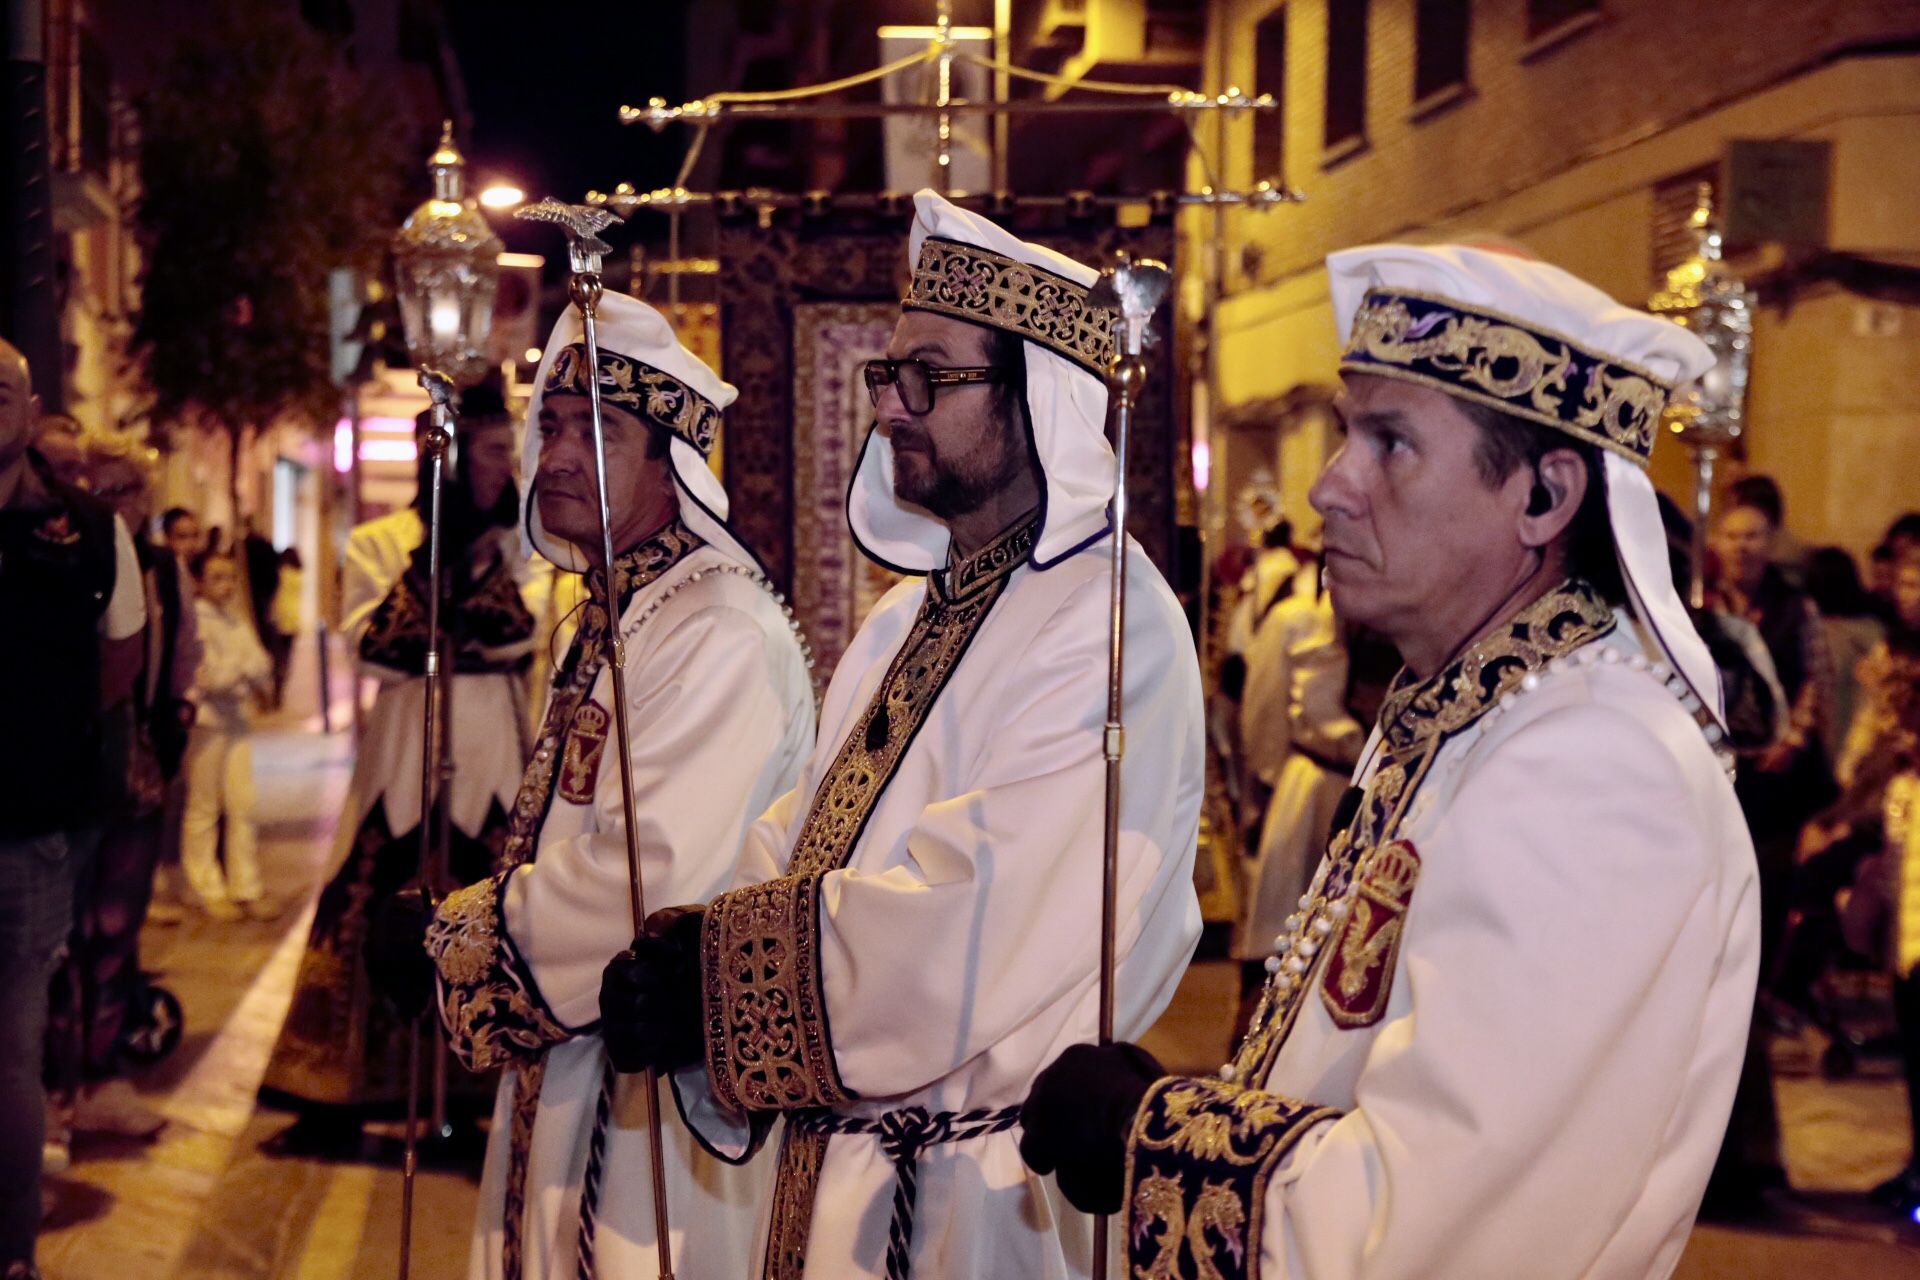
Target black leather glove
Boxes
[599,905,706,1075]
[366,887,436,1020]
[1019,1041,1166,1215]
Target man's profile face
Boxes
[166,514,204,562]
[534,393,671,552]
[875,311,1025,521]
[1710,506,1773,594]
[35,415,86,486]
[1308,373,1529,643]
[462,421,517,513]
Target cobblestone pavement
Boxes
[31,641,1920,1277]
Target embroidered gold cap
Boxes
[542,342,722,457]
[903,236,1117,377]
[1328,244,1714,466]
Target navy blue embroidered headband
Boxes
[1340,289,1677,465]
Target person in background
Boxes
[179,550,273,921]
[1728,474,1810,587]
[1711,495,1835,927]
[44,432,194,1166]
[1232,579,1395,1040]
[1840,555,1920,789]
[240,518,282,682]
[160,507,202,567]
[1804,546,1885,765]
[0,339,145,1280]
[261,381,536,1155]
[264,547,303,709]
[31,413,87,488]
[1887,513,1920,565]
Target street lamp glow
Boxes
[524,347,542,363]
[479,184,526,210]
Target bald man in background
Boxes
[0,339,146,1280]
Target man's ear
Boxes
[1516,447,1589,550]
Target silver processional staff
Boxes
[1084,250,1172,1280]
[515,196,678,1280]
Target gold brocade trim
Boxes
[941,514,1037,601]
[358,542,537,675]
[1125,1076,1341,1280]
[544,343,723,456]
[497,518,702,872]
[502,1059,546,1280]
[761,1123,831,1280]
[702,874,849,1112]
[903,237,1117,376]
[1341,289,1674,463]
[709,512,1034,1280]
[1378,579,1616,754]
[426,874,569,1072]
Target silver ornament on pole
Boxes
[515,195,678,1280]
[1650,184,1754,609]
[1084,250,1172,1280]
[390,119,502,1280]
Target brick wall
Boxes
[1215,0,1919,287]
[1194,0,1920,554]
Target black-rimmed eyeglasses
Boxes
[862,358,1012,416]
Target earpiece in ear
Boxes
[1528,482,1552,516]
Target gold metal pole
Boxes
[519,198,677,1280]
[1086,254,1172,1280]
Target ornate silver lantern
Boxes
[1649,183,1755,609]
[391,121,502,388]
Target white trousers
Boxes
[180,724,262,906]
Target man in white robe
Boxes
[1021,243,1761,1280]
[381,296,815,1280]
[595,191,1206,1279]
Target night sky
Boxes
[444,2,697,261]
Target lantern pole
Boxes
[1650,184,1754,608]
[389,119,502,1280]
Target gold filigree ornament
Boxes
[903,237,1117,377]
[429,877,500,987]
[1126,1076,1341,1280]
[544,342,723,456]
[1343,290,1673,464]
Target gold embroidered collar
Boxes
[937,512,1038,603]
[580,517,705,638]
[1378,578,1616,754]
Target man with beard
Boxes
[261,381,540,1151]
[595,192,1206,1278]
[1020,243,1760,1279]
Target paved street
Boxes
[30,640,1920,1278]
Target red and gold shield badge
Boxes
[1320,839,1420,1029]
[558,699,611,805]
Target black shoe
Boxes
[261,1113,366,1160]
[1871,1163,1920,1215]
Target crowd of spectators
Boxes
[0,339,309,1279]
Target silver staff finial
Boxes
[515,197,626,274]
[1087,251,1172,357]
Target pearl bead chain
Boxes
[1219,642,1731,1082]
[618,561,819,682]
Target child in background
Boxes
[181,550,272,920]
